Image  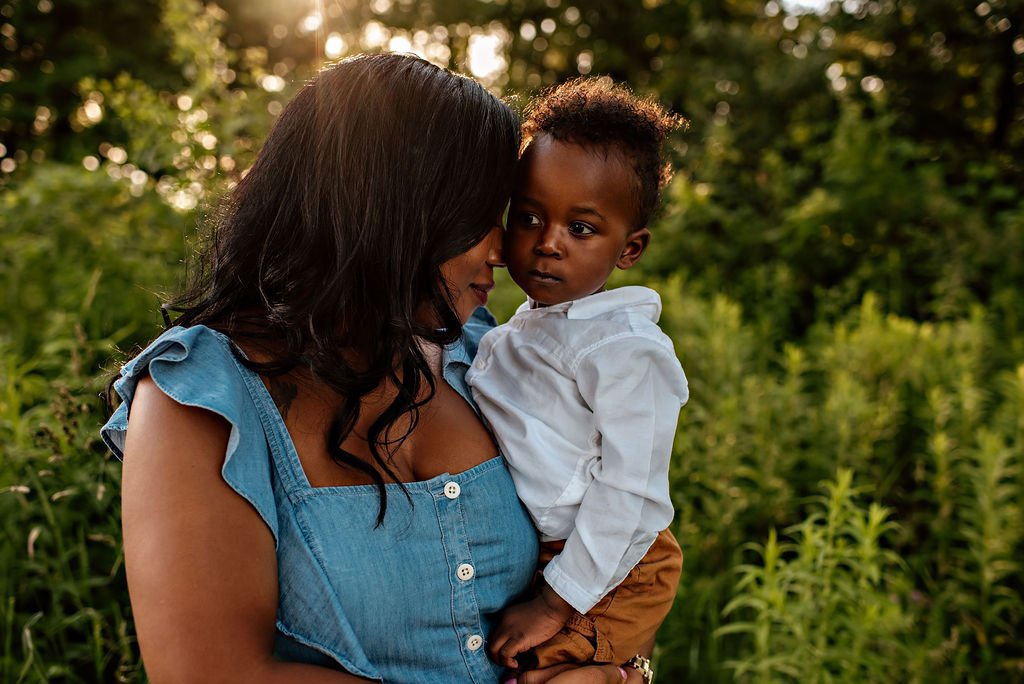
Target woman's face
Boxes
[439,224,505,324]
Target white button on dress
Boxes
[443,481,461,499]
[466,634,483,651]
[475,356,487,370]
[456,563,475,581]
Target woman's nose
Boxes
[533,225,563,258]
[486,224,505,267]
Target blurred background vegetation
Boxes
[1,0,1022,681]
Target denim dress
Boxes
[101,309,539,683]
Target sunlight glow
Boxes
[363,21,389,49]
[388,35,412,53]
[325,32,346,59]
[106,146,127,164]
[172,190,198,211]
[782,0,830,13]
[423,42,451,67]
[576,50,593,75]
[467,30,508,82]
[261,74,286,92]
[83,100,102,124]
[199,132,218,150]
[861,75,884,93]
[300,13,323,33]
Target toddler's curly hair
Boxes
[521,77,686,228]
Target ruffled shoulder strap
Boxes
[460,305,497,359]
[101,325,280,546]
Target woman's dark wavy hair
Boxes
[135,53,519,524]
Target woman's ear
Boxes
[616,227,651,270]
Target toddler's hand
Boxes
[489,585,575,669]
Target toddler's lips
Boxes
[528,269,561,283]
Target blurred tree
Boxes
[2,0,1021,338]
[826,0,1023,176]
[0,0,174,169]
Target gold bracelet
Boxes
[625,654,654,684]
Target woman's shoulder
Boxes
[102,323,281,543]
[104,326,251,440]
[458,306,497,360]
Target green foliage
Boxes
[1,0,1023,681]
[82,0,278,212]
[1,365,140,683]
[0,164,186,358]
[718,470,914,682]
[0,2,256,679]
[652,282,1024,682]
[0,164,187,681]
[645,102,1024,338]
[0,0,173,166]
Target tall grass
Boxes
[1,3,1021,678]
[3,172,1022,683]
[654,282,1024,682]
[1,166,185,682]
[718,470,913,682]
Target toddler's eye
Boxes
[568,221,595,236]
[514,212,542,228]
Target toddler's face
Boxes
[505,135,648,307]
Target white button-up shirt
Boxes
[467,286,688,613]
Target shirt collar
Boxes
[515,286,662,322]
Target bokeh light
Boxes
[300,13,322,33]
[325,32,346,59]
[468,30,508,82]
[261,74,287,92]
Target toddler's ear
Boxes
[616,227,650,270]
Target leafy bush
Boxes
[0,164,186,358]
[2,1,1023,682]
[718,470,914,682]
[644,104,1024,342]
[653,282,1023,682]
[0,164,186,681]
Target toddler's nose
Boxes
[533,225,563,258]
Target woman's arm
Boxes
[122,377,367,683]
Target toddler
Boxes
[466,77,688,682]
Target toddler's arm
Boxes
[544,336,687,614]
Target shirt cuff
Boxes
[542,558,602,614]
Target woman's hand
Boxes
[509,636,655,684]
[489,585,576,668]
[510,662,640,684]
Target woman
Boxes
[103,53,646,683]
